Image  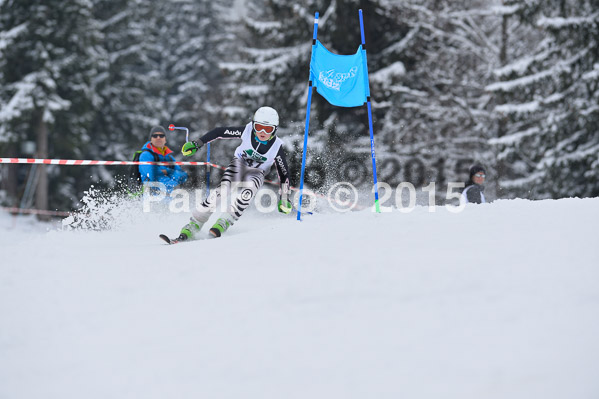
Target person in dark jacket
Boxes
[139,126,188,194]
[462,164,486,204]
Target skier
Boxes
[164,106,292,243]
[462,164,486,204]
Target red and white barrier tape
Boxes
[0,157,365,212]
[1,206,71,217]
[0,157,294,188]
[0,157,226,170]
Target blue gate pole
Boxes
[205,143,211,197]
[297,12,319,221]
[359,9,381,213]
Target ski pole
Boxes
[168,124,211,195]
[168,124,189,142]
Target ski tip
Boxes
[159,234,173,244]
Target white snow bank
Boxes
[1,197,598,399]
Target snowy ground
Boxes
[1,197,598,399]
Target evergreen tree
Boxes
[91,0,169,163]
[220,0,511,203]
[220,0,384,190]
[157,0,229,188]
[361,0,506,200]
[160,0,225,130]
[487,0,599,198]
[0,0,107,210]
[3,0,593,212]
[92,0,229,190]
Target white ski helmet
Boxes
[253,106,279,127]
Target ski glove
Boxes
[278,199,292,214]
[182,141,203,156]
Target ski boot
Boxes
[178,217,204,241]
[209,213,234,238]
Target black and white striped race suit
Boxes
[191,122,290,223]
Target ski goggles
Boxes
[151,134,166,138]
[253,122,276,134]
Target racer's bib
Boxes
[234,122,283,171]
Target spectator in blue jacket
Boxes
[139,126,188,194]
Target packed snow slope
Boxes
[1,197,598,399]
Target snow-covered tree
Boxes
[358,0,508,201]
[220,0,404,190]
[3,0,594,212]
[0,0,107,210]
[215,0,313,187]
[160,0,225,129]
[219,0,512,202]
[157,0,230,188]
[91,0,230,189]
[91,0,169,162]
[487,0,599,198]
